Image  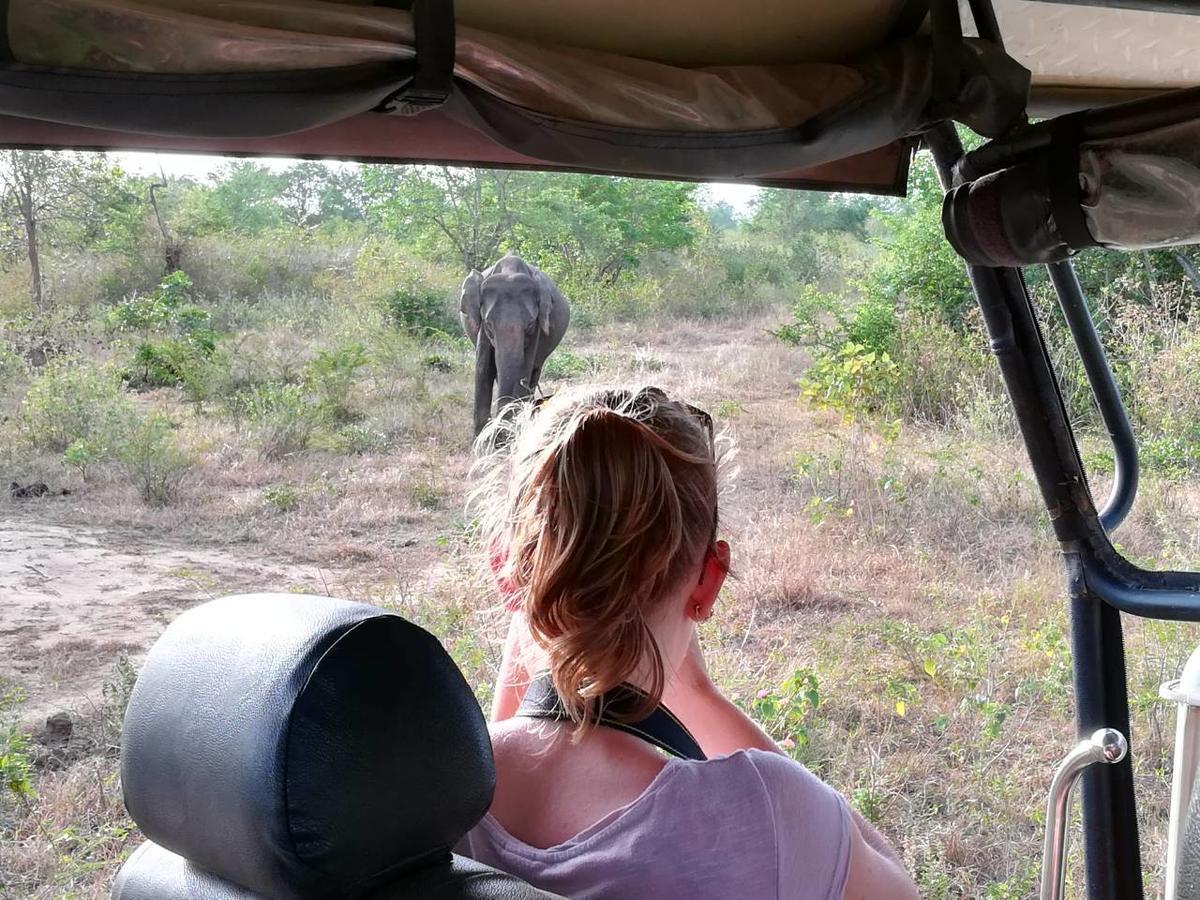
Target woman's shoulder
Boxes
[665,749,850,838]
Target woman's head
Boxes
[474,385,729,725]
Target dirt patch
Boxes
[0,518,338,726]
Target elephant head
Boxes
[460,254,567,435]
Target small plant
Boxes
[330,424,383,455]
[0,723,34,798]
[712,399,742,419]
[411,477,444,510]
[801,341,900,418]
[422,353,455,373]
[0,682,33,799]
[100,654,139,748]
[304,343,368,424]
[541,348,596,380]
[262,483,301,513]
[751,668,821,756]
[851,785,884,824]
[231,383,321,459]
[63,438,101,481]
[115,411,191,505]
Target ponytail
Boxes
[473,386,719,728]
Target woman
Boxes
[462,385,918,900]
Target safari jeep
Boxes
[3,1,1200,897]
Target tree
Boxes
[513,174,700,283]
[279,162,366,229]
[364,166,516,271]
[704,200,738,232]
[176,162,285,236]
[0,150,124,310]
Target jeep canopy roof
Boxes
[0,0,1196,194]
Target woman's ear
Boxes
[689,540,730,621]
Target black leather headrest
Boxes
[121,594,495,899]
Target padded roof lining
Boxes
[989,0,1200,100]
[451,0,910,66]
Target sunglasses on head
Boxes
[532,386,713,451]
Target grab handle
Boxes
[1041,728,1129,900]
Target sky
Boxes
[112,150,762,217]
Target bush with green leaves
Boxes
[19,357,135,454]
[801,341,901,418]
[771,283,842,349]
[1,682,33,800]
[750,669,821,758]
[231,383,322,459]
[109,271,221,389]
[106,270,194,332]
[115,411,191,505]
[303,343,368,423]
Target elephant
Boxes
[460,253,571,436]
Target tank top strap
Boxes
[515,673,706,761]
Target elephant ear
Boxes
[536,272,558,336]
[460,269,483,345]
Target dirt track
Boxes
[0,516,335,726]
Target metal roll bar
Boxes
[926,120,1150,900]
[1042,729,1130,900]
[1046,261,1139,533]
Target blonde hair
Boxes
[472,385,724,727]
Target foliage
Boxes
[303,343,369,423]
[18,357,134,453]
[107,271,222,390]
[1,682,33,799]
[801,342,900,418]
[115,411,191,505]
[262,483,301,513]
[231,382,322,459]
[751,669,821,757]
[363,166,701,282]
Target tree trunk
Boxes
[1175,251,1200,294]
[22,204,44,311]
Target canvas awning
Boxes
[0,0,1194,194]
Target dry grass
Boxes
[4,309,1200,897]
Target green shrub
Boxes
[801,342,900,418]
[327,424,384,455]
[770,283,841,348]
[384,287,458,336]
[106,270,194,332]
[422,353,455,373]
[115,411,191,505]
[750,669,821,759]
[303,343,368,423]
[232,383,321,459]
[19,358,135,453]
[262,483,301,512]
[542,348,597,380]
[63,438,102,481]
[844,293,897,355]
[1,682,33,799]
[410,477,444,510]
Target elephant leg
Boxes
[473,339,497,437]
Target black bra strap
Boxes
[516,673,706,761]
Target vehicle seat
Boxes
[111,593,561,900]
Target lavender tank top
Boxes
[458,748,851,900]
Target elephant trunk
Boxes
[494,327,536,418]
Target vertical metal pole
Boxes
[926,123,1144,900]
[1046,261,1139,532]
